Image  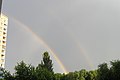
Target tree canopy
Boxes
[1,52,120,80]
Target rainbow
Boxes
[11,17,68,74]
[65,28,94,69]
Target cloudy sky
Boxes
[2,0,120,73]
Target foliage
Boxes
[110,60,120,80]
[97,63,110,80]
[35,64,54,80]
[1,68,14,80]
[42,52,53,72]
[1,52,120,80]
[14,61,35,80]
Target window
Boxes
[2,50,4,52]
[3,41,5,44]
[3,36,5,39]
[1,54,4,57]
[3,32,6,35]
[2,45,6,49]
[4,28,6,30]
[4,24,7,26]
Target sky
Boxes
[2,0,120,73]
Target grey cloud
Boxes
[2,0,120,72]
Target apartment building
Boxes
[0,14,8,68]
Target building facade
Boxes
[0,14,8,68]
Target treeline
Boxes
[0,52,120,80]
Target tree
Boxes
[42,52,53,72]
[3,51,120,80]
[78,69,87,80]
[97,63,110,80]
[14,61,35,80]
[86,70,97,80]
[60,73,66,80]
[65,72,79,80]
[35,64,54,80]
[110,60,120,80]
[1,68,14,80]
[54,73,63,80]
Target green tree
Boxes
[86,70,97,80]
[97,63,110,80]
[54,73,63,80]
[110,60,120,80]
[3,51,120,80]
[1,68,14,80]
[65,72,79,80]
[60,73,66,80]
[35,64,54,80]
[42,52,53,72]
[14,61,35,80]
[78,69,88,80]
